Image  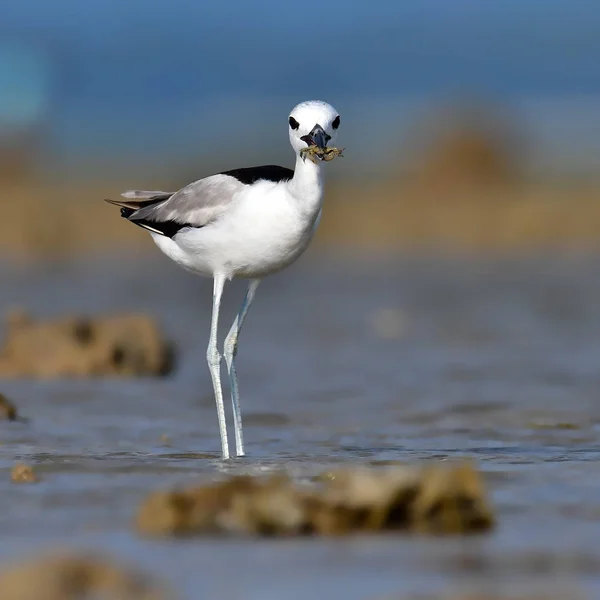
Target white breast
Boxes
[154,179,323,280]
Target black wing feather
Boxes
[220,165,294,185]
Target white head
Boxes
[288,100,341,159]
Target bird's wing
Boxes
[106,174,245,238]
[121,190,174,200]
[104,190,174,211]
[105,165,295,238]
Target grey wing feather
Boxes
[121,190,174,200]
[128,174,244,229]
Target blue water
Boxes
[2,253,600,598]
[1,0,599,173]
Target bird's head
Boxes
[288,100,341,159]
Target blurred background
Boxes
[1,0,598,259]
[2,3,600,598]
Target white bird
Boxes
[105,100,342,460]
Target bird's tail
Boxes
[104,191,174,218]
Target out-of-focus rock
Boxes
[0,551,173,600]
[0,393,18,420]
[418,126,518,189]
[11,464,39,483]
[411,101,523,191]
[0,310,174,378]
[370,308,408,340]
[136,461,494,538]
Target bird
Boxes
[105,100,342,460]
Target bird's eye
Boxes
[289,116,300,130]
[332,115,341,130]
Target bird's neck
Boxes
[288,154,325,214]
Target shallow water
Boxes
[1,251,600,598]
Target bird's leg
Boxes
[207,274,229,459]
[223,278,260,457]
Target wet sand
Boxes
[0,252,600,598]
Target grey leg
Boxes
[223,278,260,457]
[207,274,229,459]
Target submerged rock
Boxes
[11,464,38,483]
[0,309,174,378]
[136,461,494,538]
[0,393,18,420]
[0,551,173,600]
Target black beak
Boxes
[300,124,331,150]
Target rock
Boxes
[0,551,173,600]
[136,476,286,537]
[412,102,523,191]
[11,464,39,483]
[0,310,175,378]
[0,393,18,420]
[136,462,494,538]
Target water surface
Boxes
[1,252,599,598]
